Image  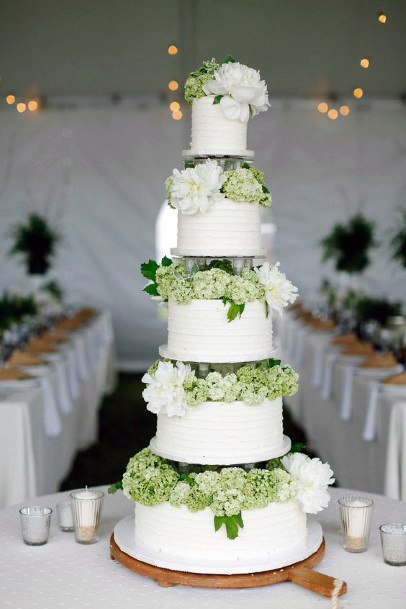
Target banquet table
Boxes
[0,311,117,509]
[1,486,405,608]
[276,311,406,500]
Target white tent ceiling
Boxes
[1,0,405,99]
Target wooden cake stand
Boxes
[110,534,347,597]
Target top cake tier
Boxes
[183,56,269,158]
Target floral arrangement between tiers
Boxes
[141,258,297,322]
[142,359,299,416]
[184,56,269,123]
[165,160,271,215]
[109,448,334,540]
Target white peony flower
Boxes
[282,453,335,514]
[254,261,298,314]
[203,62,270,123]
[169,160,225,215]
[142,361,192,417]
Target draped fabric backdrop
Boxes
[0,103,405,368]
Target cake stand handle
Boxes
[288,566,347,598]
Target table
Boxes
[0,311,117,508]
[276,312,406,499]
[0,487,405,608]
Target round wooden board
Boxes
[110,534,347,597]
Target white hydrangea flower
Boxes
[254,261,298,314]
[169,159,225,215]
[282,453,335,514]
[203,62,269,123]
[141,361,192,417]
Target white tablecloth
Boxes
[276,312,406,499]
[0,311,117,508]
[0,486,405,608]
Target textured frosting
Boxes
[175,198,263,257]
[135,501,307,562]
[151,397,285,464]
[191,96,247,155]
[163,299,273,363]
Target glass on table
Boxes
[338,496,374,552]
[57,500,74,532]
[19,506,52,546]
[380,523,406,566]
[70,488,104,544]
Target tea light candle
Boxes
[57,500,74,531]
[338,495,374,553]
[70,487,104,544]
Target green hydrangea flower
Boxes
[184,58,220,105]
[222,168,264,203]
[184,485,212,512]
[169,481,191,507]
[193,269,231,300]
[267,366,299,399]
[122,449,178,506]
[165,176,175,208]
[184,377,210,406]
[249,166,265,186]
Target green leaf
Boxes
[242,162,251,170]
[262,185,270,194]
[265,301,269,319]
[207,259,234,274]
[161,256,173,267]
[190,263,200,275]
[221,55,236,64]
[178,473,196,486]
[222,297,245,322]
[108,481,123,494]
[214,513,244,540]
[140,259,159,281]
[268,358,282,368]
[143,283,160,296]
[184,161,195,169]
[213,95,223,105]
[290,442,306,454]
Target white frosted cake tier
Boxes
[190,96,250,156]
[160,299,274,363]
[150,397,289,465]
[133,501,308,566]
[173,198,265,257]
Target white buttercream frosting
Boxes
[162,299,273,363]
[175,198,263,257]
[135,501,307,562]
[191,96,247,155]
[150,397,285,464]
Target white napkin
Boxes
[313,342,326,387]
[74,334,90,381]
[39,375,62,437]
[340,365,355,420]
[65,347,80,399]
[53,359,72,414]
[384,400,406,500]
[362,381,380,441]
[321,352,339,400]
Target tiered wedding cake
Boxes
[112,56,334,575]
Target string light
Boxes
[168,45,178,55]
[378,12,387,23]
[16,102,26,113]
[169,101,180,112]
[339,105,350,116]
[317,102,329,114]
[28,100,38,111]
[353,87,364,99]
[168,80,179,91]
[6,94,15,105]
[327,109,338,120]
[360,58,370,69]
[172,110,182,120]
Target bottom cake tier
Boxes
[134,501,307,563]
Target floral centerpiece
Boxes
[109,447,334,540]
[141,257,297,321]
[142,358,299,417]
[185,56,270,123]
[9,212,61,276]
[165,159,271,215]
[390,208,406,269]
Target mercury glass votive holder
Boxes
[19,506,52,546]
[380,523,406,566]
[70,488,104,544]
[338,496,374,553]
[57,500,74,532]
